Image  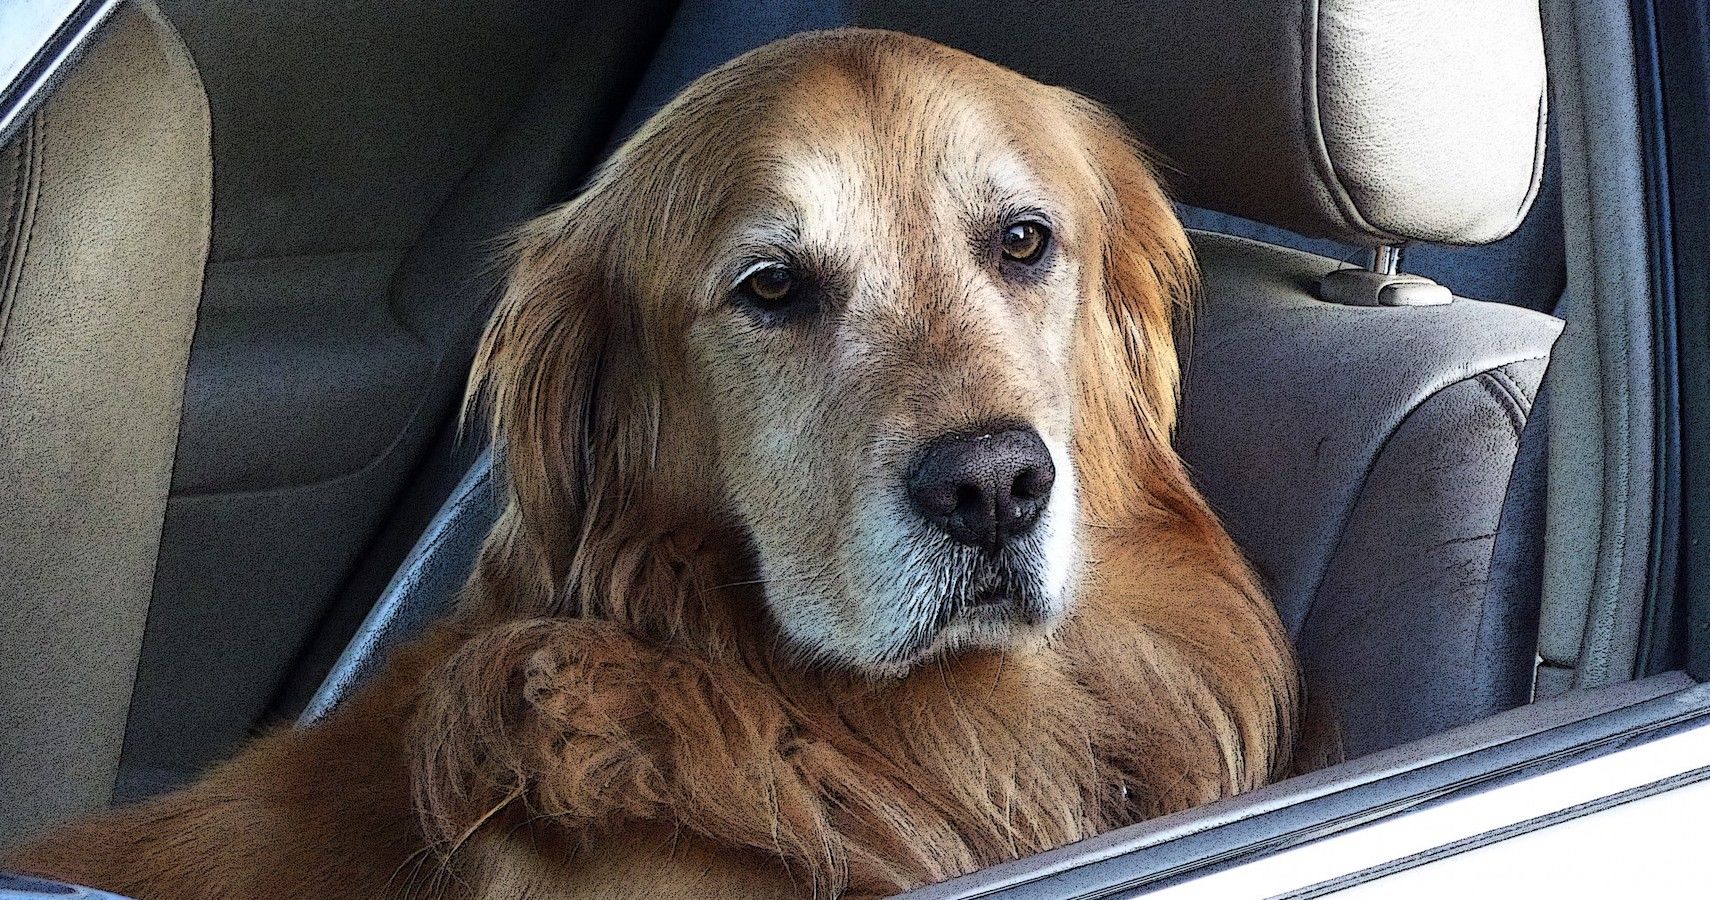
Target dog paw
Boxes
[410,618,668,844]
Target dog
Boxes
[7,29,1300,899]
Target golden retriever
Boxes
[7,28,1300,900]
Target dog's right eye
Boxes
[1000,221,1051,265]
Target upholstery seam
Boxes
[1470,370,1546,692]
[1475,367,1531,433]
[1484,366,1531,412]
[1473,373,1525,436]
[0,128,17,299]
[0,114,43,354]
[1496,359,1542,406]
[0,130,18,350]
[1298,355,1552,638]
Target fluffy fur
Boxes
[7,29,1301,899]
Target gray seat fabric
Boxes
[0,2,211,846]
[1179,233,1561,755]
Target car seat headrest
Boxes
[857,0,1548,248]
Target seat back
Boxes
[0,2,211,845]
[1178,234,1559,754]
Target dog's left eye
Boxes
[733,263,809,322]
[1000,221,1051,265]
[743,265,794,303]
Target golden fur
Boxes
[7,29,1301,899]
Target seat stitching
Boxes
[0,135,18,348]
[1474,368,1529,435]
[0,132,17,272]
[1482,368,1527,415]
[1470,378,1546,692]
[1486,362,1540,407]
[0,114,43,353]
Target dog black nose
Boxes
[907,427,1056,550]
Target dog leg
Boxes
[450,822,798,899]
[411,618,922,899]
[3,626,468,900]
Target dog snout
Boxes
[906,427,1056,550]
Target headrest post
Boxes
[1369,244,1404,275]
[1321,241,1449,307]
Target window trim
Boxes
[897,674,1706,899]
[0,0,121,147]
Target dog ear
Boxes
[1066,96,1200,521]
[463,199,652,617]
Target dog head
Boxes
[469,29,1195,677]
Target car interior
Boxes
[0,0,1700,895]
